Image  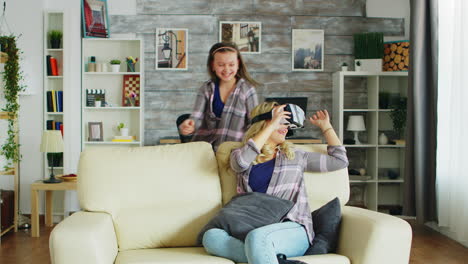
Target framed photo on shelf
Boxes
[219,21,261,54]
[122,75,140,106]
[88,122,103,141]
[348,185,367,208]
[292,29,324,71]
[82,0,110,38]
[155,28,188,70]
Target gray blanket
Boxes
[197,192,294,244]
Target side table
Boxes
[30,180,77,237]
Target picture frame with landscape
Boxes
[292,29,324,71]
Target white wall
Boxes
[0,0,45,215]
[0,0,82,216]
[367,0,411,40]
[0,0,408,215]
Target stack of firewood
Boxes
[383,41,410,71]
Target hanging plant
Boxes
[0,36,25,169]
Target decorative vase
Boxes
[379,133,388,145]
[355,59,383,72]
[341,66,348,71]
[87,62,96,72]
[94,100,101,107]
[127,63,136,72]
[111,64,120,73]
[120,128,129,137]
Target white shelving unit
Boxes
[43,11,65,177]
[332,71,408,215]
[43,10,69,222]
[81,39,144,150]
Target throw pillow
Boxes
[304,197,341,255]
[197,192,294,244]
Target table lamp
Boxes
[40,130,64,183]
[347,115,366,144]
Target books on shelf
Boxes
[46,55,59,76]
[111,135,136,142]
[46,120,63,131]
[46,90,63,112]
[349,175,372,181]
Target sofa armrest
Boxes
[50,211,118,264]
[337,206,412,264]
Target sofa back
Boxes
[77,142,222,251]
[216,142,349,211]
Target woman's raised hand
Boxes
[309,110,332,131]
[179,119,195,135]
[270,105,291,130]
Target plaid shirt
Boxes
[230,139,349,243]
[190,79,258,151]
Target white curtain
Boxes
[437,0,468,247]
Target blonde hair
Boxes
[244,101,295,164]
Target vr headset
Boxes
[250,104,305,129]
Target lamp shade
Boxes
[347,115,366,131]
[40,130,64,153]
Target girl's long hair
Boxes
[243,101,295,164]
[207,42,260,87]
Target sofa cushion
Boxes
[237,254,350,264]
[216,142,349,211]
[197,192,294,243]
[115,247,235,264]
[78,142,222,251]
[305,197,341,255]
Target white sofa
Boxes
[49,142,412,264]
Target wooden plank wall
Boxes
[109,0,404,145]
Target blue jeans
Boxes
[202,222,309,264]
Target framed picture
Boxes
[219,21,261,54]
[292,29,324,71]
[348,185,367,208]
[156,28,188,70]
[122,75,140,106]
[88,122,103,141]
[82,0,110,38]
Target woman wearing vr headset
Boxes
[178,42,259,151]
[202,102,349,264]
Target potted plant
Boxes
[353,32,384,72]
[94,98,102,107]
[110,59,121,72]
[379,91,390,109]
[341,62,348,71]
[389,97,407,144]
[355,60,362,71]
[117,122,129,136]
[48,30,63,49]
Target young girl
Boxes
[178,42,259,151]
[202,102,349,264]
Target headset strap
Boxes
[250,111,272,125]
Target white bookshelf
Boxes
[332,71,408,215]
[81,38,144,149]
[43,10,69,221]
[43,11,65,177]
